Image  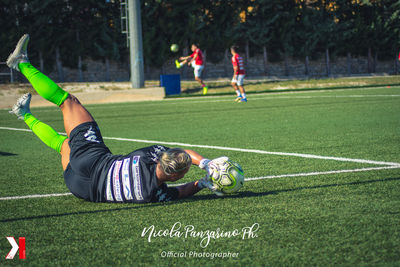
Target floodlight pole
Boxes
[128,0,144,88]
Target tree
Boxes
[334,0,360,75]
[246,0,279,75]
[271,0,298,76]
[293,1,322,76]
[312,0,339,76]
[1,0,399,81]
[381,0,400,73]
[201,0,242,64]
[141,0,205,70]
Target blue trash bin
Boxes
[160,74,181,96]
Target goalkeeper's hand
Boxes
[198,158,213,178]
[197,156,230,196]
[196,176,225,196]
[210,156,229,166]
[198,156,229,178]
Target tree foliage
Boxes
[0,0,398,73]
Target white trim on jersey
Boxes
[122,158,133,200]
[132,156,144,200]
[113,160,123,202]
[106,162,115,201]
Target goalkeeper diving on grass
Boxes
[7,34,243,203]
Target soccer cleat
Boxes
[175,60,181,69]
[203,86,208,95]
[240,98,247,102]
[10,93,32,120]
[234,97,241,102]
[6,34,30,72]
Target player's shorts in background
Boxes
[64,121,112,201]
[232,74,245,86]
[191,61,204,78]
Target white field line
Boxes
[1,165,400,201]
[243,165,400,181]
[75,92,400,107]
[98,93,400,106]
[162,94,400,105]
[60,92,400,106]
[1,125,399,201]
[103,135,400,166]
[1,126,400,167]
[0,126,32,133]
[0,193,72,201]
[2,91,399,111]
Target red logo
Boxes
[5,237,25,260]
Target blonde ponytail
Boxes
[159,148,191,175]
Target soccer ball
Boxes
[170,44,179,52]
[210,160,244,194]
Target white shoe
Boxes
[6,34,30,72]
[10,93,32,120]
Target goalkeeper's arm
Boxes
[175,180,204,199]
[173,150,212,199]
[185,149,213,172]
[175,176,219,199]
[184,149,205,166]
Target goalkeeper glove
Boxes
[196,176,225,196]
[210,156,229,166]
[198,158,214,178]
[198,158,211,170]
[199,157,229,178]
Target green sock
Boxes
[19,63,69,106]
[24,113,67,153]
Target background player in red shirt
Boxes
[175,43,208,95]
[230,45,247,102]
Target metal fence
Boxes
[0,62,13,83]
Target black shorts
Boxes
[63,121,112,201]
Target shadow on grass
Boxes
[0,151,17,156]
[194,176,400,201]
[1,176,399,223]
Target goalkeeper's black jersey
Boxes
[96,145,179,203]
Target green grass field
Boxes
[176,75,400,96]
[0,84,400,266]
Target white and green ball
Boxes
[170,44,179,52]
[210,160,244,194]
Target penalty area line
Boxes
[1,126,400,166]
[244,165,400,181]
[1,165,399,201]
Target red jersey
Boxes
[190,48,203,66]
[232,54,245,75]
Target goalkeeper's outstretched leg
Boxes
[7,34,95,137]
[9,93,72,170]
[7,34,96,170]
